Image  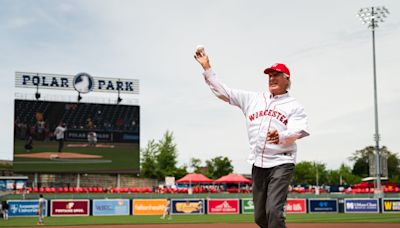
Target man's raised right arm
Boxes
[194,48,254,110]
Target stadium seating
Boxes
[14,100,140,143]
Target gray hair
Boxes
[283,73,291,90]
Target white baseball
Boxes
[195,45,205,54]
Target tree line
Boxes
[141,131,400,185]
[140,131,234,180]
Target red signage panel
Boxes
[285,199,307,214]
[51,199,89,216]
[207,199,239,214]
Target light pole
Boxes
[357,6,389,198]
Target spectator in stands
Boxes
[87,118,93,129]
[87,131,97,147]
[38,194,45,225]
[54,122,67,153]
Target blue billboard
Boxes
[8,200,47,217]
[344,199,379,213]
[308,199,338,213]
[0,180,5,191]
[92,199,130,216]
[171,199,204,215]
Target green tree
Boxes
[190,157,205,174]
[326,163,361,185]
[292,161,328,185]
[349,146,400,181]
[352,159,369,178]
[174,164,188,179]
[156,131,178,178]
[386,152,400,182]
[140,140,158,179]
[141,131,188,180]
[205,156,233,179]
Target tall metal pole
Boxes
[357,6,389,199]
[370,8,382,197]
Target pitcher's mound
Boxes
[15,152,103,159]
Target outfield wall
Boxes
[6,197,400,217]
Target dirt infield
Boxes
[15,152,103,159]
[24,223,400,228]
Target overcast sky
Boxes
[0,0,399,174]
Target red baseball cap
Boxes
[264,63,290,77]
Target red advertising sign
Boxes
[51,200,89,216]
[207,199,239,214]
[285,199,307,213]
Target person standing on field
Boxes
[54,122,67,153]
[194,48,309,228]
[37,194,45,225]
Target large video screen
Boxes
[13,99,140,173]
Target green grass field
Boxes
[0,213,399,227]
[13,140,139,173]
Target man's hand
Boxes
[267,128,279,144]
[194,47,211,71]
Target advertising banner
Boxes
[8,200,47,217]
[285,199,307,214]
[207,199,239,214]
[241,198,254,214]
[382,198,400,213]
[344,199,379,213]
[0,180,5,191]
[308,199,338,213]
[92,199,130,216]
[132,199,167,215]
[6,180,15,190]
[171,199,204,215]
[50,199,89,216]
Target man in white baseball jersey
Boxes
[54,122,67,152]
[194,49,309,228]
[87,131,97,147]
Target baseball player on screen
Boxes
[194,47,309,228]
[54,122,67,153]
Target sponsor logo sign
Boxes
[241,198,254,214]
[344,199,379,213]
[73,73,94,94]
[308,199,338,213]
[132,199,167,215]
[382,198,400,213]
[50,199,89,216]
[171,199,204,215]
[207,199,239,214]
[7,200,47,217]
[92,199,130,216]
[286,199,307,214]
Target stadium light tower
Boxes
[357,6,389,198]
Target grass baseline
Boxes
[1,213,399,227]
